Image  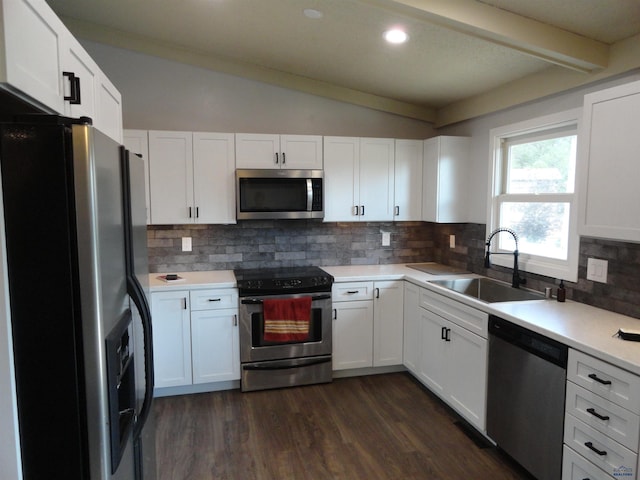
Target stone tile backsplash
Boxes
[148,221,640,320]
[148,221,436,272]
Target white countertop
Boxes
[149,270,236,291]
[149,263,640,376]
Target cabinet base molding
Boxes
[154,380,240,398]
[332,365,405,379]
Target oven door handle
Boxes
[241,293,331,305]
[243,357,332,371]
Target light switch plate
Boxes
[586,257,608,283]
[182,237,192,252]
[449,235,456,249]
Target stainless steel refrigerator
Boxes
[0,115,155,479]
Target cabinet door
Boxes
[403,282,420,375]
[578,80,640,242]
[394,140,423,221]
[373,281,404,367]
[422,136,469,223]
[2,0,66,112]
[332,300,373,370]
[280,135,323,169]
[95,73,123,143]
[59,34,98,121]
[148,131,193,224]
[447,322,487,430]
[151,291,192,388]
[235,133,280,169]
[191,308,239,384]
[123,130,151,224]
[323,136,359,222]
[359,138,395,221]
[193,132,236,224]
[418,309,447,397]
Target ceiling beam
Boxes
[362,0,609,73]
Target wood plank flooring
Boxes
[154,373,533,479]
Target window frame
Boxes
[487,109,581,282]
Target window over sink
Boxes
[487,109,581,282]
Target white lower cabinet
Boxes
[332,299,374,370]
[332,280,403,371]
[151,288,239,392]
[151,290,192,389]
[402,282,420,374]
[404,285,488,431]
[373,281,404,367]
[563,349,640,480]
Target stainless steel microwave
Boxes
[236,169,324,220]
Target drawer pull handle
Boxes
[588,373,612,385]
[584,441,607,456]
[233,314,237,327]
[346,290,359,294]
[586,408,610,421]
[208,298,222,302]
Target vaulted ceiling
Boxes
[47,0,640,126]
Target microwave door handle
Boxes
[306,178,313,211]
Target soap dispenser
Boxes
[557,280,566,302]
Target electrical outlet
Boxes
[449,235,456,249]
[182,237,192,252]
[382,232,391,247]
[586,257,608,283]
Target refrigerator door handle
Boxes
[128,275,154,438]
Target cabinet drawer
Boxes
[568,349,640,413]
[564,414,638,479]
[332,282,374,302]
[419,288,488,338]
[566,381,640,451]
[190,289,238,311]
[562,445,615,480]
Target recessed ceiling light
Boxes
[384,29,408,44]
[303,8,323,19]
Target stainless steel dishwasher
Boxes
[487,315,568,480]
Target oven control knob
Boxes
[245,280,263,290]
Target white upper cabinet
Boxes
[148,130,236,225]
[577,80,640,242]
[235,133,322,169]
[148,131,193,225]
[0,0,123,141]
[94,73,123,143]
[394,139,423,221]
[59,35,98,121]
[422,136,470,223]
[323,136,395,222]
[193,132,236,224]
[123,130,151,224]
[0,0,65,112]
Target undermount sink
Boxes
[428,277,544,303]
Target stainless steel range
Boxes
[235,266,334,392]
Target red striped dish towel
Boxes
[263,297,312,342]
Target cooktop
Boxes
[234,266,334,295]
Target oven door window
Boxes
[239,177,309,212]
[251,307,323,346]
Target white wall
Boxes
[438,70,640,223]
[81,41,437,139]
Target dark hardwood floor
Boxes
[154,373,532,479]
